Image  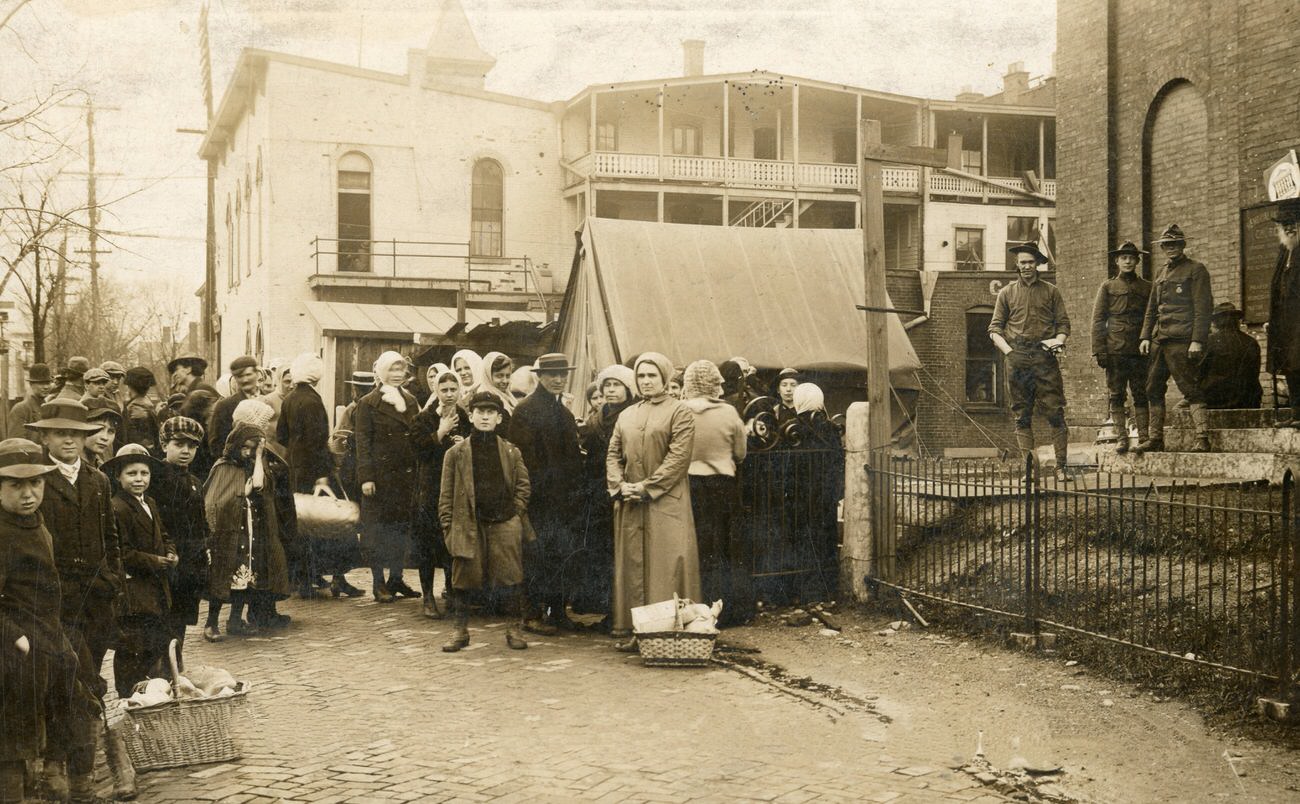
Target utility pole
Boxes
[54,237,67,365]
[85,99,100,356]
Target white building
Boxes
[198,0,1055,414]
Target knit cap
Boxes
[232,399,275,434]
[681,360,724,400]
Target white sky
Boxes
[2,0,1056,315]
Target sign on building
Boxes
[1266,150,1300,202]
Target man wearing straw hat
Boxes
[1138,223,1215,453]
[25,399,122,801]
[1091,240,1153,452]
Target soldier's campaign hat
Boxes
[1271,198,1300,225]
[1109,240,1149,257]
[83,368,110,384]
[1153,224,1190,244]
[101,443,165,477]
[25,400,104,433]
[0,438,56,480]
[160,415,205,445]
[167,354,208,375]
[26,363,52,383]
[466,391,505,414]
[529,353,577,373]
[1211,302,1245,320]
[1007,241,1049,265]
[344,371,376,387]
[100,361,127,378]
[83,397,123,427]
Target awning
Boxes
[303,301,544,339]
[556,218,922,388]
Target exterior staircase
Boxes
[729,199,814,228]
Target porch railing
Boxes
[865,451,1299,698]
[576,151,919,193]
[308,237,539,297]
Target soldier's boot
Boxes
[1190,403,1212,452]
[103,721,137,801]
[1111,405,1130,454]
[1135,405,1165,454]
[504,588,529,651]
[1014,428,1036,466]
[42,760,69,803]
[1051,424,1072,482]
[1133,406,1150,452]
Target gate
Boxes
[865,451,1300,698]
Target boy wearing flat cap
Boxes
[0,439,80,804]
[1091,241,1153,452]
[1269,199,1300,427]
[439,391,535,652]
[153,416,213,652]
[989,242,1073,475]
[1138,223,1215,452]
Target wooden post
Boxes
[860,118,895,581]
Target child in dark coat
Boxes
[104,444,177,698]
[152,416,211,658]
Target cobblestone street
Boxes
[111,575,996,804]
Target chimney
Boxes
[1002,61,1030,105]
[682,39,705,77]
[956,84,984,103]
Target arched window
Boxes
[471,159,503,257]
[337,151,372,272]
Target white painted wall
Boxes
[923,201,1054,272]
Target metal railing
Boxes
[865,451,1299,697]
[308,237,539,298]
[740,447,845,604]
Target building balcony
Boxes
[568,151,1054,202]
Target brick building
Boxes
[1055,0,1300,424]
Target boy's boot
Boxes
[1190,403,1212,452]
[42,760,69,802]
[1135,405,1165,454]
[421,591,443,620]
[505,588,529,650]
[1111,405,1130,454]
[103,722,137,801]
[441,594,470,652]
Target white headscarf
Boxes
[450,349,483,390]
[469,351,515,413]
[596,364,638,400]
[792,382,825,415]
[508,365,537,400]
[422,364,458,412]
[372,351,409,413]
[290,352,324,385]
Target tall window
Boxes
[225,200,233,288]
[961,148,983,175]
[337,151,372,272]
[1005,216,1039,270]
[243,172,252,276]
[965,309,1002,405]
[234,187,242,286]
[255,148,264,265]
[954,227,984,271]
[596,122,618,151]
[471,159,504,257]
[673,123,702,156]
[753,126,777,160]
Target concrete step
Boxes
[1166,408,1288,429]
[1096,449,1298,483]
[1163,427,1300,453]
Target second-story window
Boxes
[596,122,618,151]
[337,151,372,272]
[471,158,504,258]
[673,123,702,156]
[955,226,984,271]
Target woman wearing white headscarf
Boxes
[411,366,471,618]
[789,382,841,450]
[449,349,483,394]
[680,360,752,626]
[354,351,419,602]
[466,351,516,424]
[606,352,699,645]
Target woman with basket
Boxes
[276,353,337,600]
[606,352,700,649]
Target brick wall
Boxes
[1056,0,1300,424]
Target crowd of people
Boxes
[0,345,842,803]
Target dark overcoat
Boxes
[437,434,536,561]
[150,462,210,624]
[412,403,471,530]
[276,383,334,494]
[1201,329,1263,409]
[353,387,418,526]
[123,396,161,454]
[1268,247,1300,373]
[203,450,294,601]
[207,390,250,456]
[39,463,122,636]
[111,492,174,619]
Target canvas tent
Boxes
[556,218,922,404]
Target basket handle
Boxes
[314,485,339,500]
[673,592,684,631]
[167,638,181,691]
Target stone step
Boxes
[1167,408,1288,429]
[1164,427,1300,453]
[1096,449,1298,483]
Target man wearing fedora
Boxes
[1200,302,1262,410]
[1138,223,1215,452]
[25,400,122,801]
[989,242,1073,473]
[508,353,584,633]
[1268,199,1300,427]
[167,353,219,399]
[1091,240,1153,452]
[52,357,90,402]
[6,363,54,435]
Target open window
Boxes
[954,226,984,271]
[337,151,372,272]
[471,158,504,257]
[965,307,1003,406]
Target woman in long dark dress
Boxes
[411,367,471,618]
[354,351,419,603]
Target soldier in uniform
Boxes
[1137,224,1215,452]
[988,242,1072,474]
[1268,199,1300,427]
[1090,240,1152,453]
[1199,302,1262,410]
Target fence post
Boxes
[1024,451,1039,635]
[841,401,874,601]
[1284,470,1296,701]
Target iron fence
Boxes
[864,451,1300,698]
[740,447,843,604]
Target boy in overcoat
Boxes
[153,416,212,652]
[439,392,535,652]
[103,444,177,698]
